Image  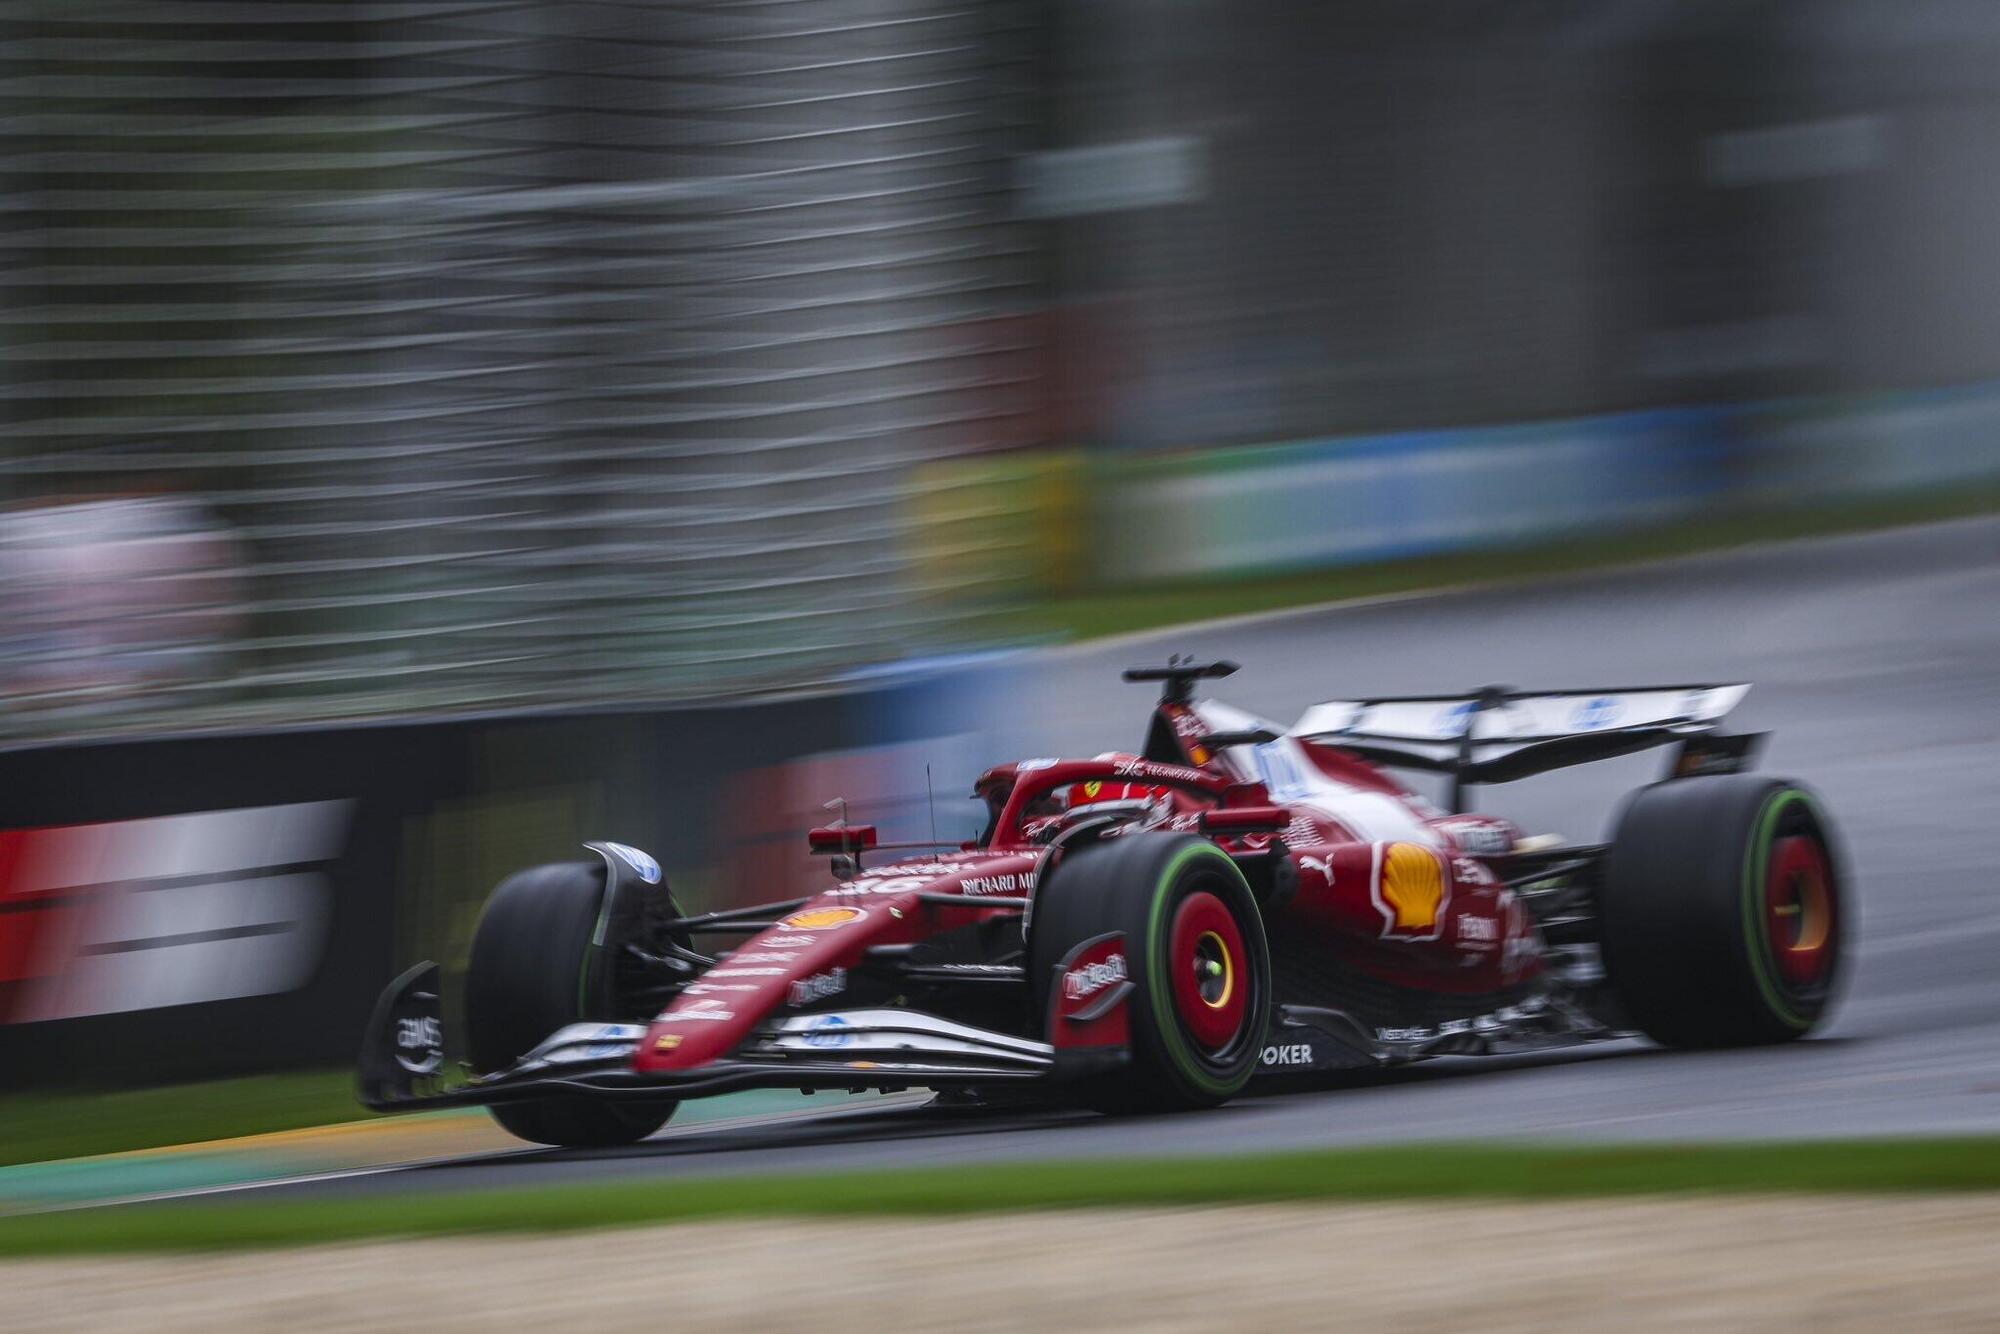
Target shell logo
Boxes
[1378,842,1447,937]
[781,906,865,931]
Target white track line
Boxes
[13,1158,478,1216]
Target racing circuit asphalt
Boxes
[177,515,2000,1206]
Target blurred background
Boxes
[2,0,1998,1089]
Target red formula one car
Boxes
[360,661,1845,1146]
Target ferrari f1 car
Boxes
[360,660,1845,1146]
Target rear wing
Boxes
[1291,684,1757,808]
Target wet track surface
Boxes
[206,516,2000,1204]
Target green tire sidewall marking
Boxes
[1145,842,1260,1095]
[580,863,616,1017]
[1740,789,1820,1031]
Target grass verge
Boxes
[1032,484,2000,642]
[0,1071,368,1169]
[8,1138,2000,1255]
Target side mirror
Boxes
[1199,806,1290,835]
[808,824,878,854]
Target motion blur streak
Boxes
[0,800,348,1022]
[6,1,2000,749]
[0,0,1035,739]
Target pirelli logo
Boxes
[0,801,351,1024]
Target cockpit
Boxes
[971,756,1229,848]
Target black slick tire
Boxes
[465,862,676,1147]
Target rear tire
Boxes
[1029,833,1270,1112]
[1600,775,1844,1048]
[465,862,676,1148]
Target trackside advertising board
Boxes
[0,659,1011,1089]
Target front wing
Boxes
[357,963,1621,1115]
[357,962,1112,1114]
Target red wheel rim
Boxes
[1767,834,1835,987]
[1168,891,1250,1051]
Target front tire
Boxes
[1600,775,1844,1048]
[1029,833,1271,1112]
[465,862,677,1148]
